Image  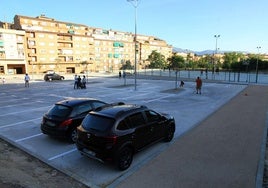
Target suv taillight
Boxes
[105,136,117,145]
[60,119,73,127]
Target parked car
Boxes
[43,70,55,74]
[41,98,107,143]
[76,103,176,170]
[44,73,65,81]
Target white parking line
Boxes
[120,92,152,100]
[0,101,40,109]
[0,106,50,117]
[143,95,173,103]
[0,117,42,129]
[0,98,28,104]
[48,148,77,161]
[15,133,43,142]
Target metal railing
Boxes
[136,69,268,84]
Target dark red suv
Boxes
[76,104,176,170]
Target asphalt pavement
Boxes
[115,85,268,188]
[0,74,267,188]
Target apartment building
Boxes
[0,14,172,74]
[0,26,26,74]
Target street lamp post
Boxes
[127,0,140,90]
[213,34,220,79]
[256,46,261,83]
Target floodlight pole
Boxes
[127,0,139,90]
[213,34,220,79]
[256,46,261,83]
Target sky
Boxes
[1,0,268,54]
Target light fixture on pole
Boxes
[213,35,220,78]
[256,46,261,83]
[127,0,140,90]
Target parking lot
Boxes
[0,76,247,187]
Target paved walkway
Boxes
[116,85,268,188]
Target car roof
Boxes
[55,98,105,107]
[91,104,148,119]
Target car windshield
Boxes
[47,104,72,118]
[82,114,115,132]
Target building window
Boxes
[41,22,47,26]
[66,56,73,62]
[40,49,46,54]
[49,50,55,54]
[0,66,4,73]
[40,57,46,62]
[28,40,35,47]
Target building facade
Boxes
[0,14,173,75]
[0,27,26,74]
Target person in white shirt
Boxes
[24,73,30,87]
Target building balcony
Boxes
[28,53,36,56]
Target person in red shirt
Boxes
[196,76,202,94]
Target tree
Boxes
[167,54,185,70]
[147,50,166,69]
[80,60,89,73]
[121,60,133,70]
[222,52,245,70]
[196,55,213,69]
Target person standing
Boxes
[82,75,86,89]
[180,80,184,87]
[77,75,82,89]
[195,76,202,94]
[24,73,30,87]
[74,75,78,89]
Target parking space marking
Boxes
[0,101,42,109]
[48,148,77,161]
[0,98,28,104]
[143,95,174,103]
[0,117,42,129]
[0,106,50,117]
[120,92,153,100]
[48,94,69,98]
[15,133,43,142]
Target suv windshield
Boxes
[47,104,72,118]
[82,114,115,132]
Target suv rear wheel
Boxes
[116,147,133,171]
[69,128,77,143]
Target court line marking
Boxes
[48,148,77,161]
[0,117,42,129]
